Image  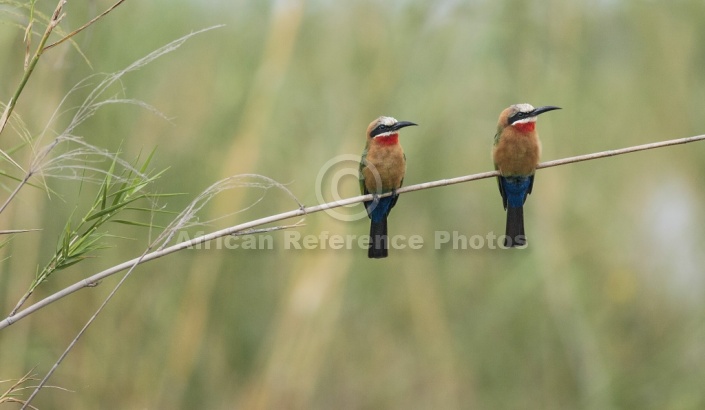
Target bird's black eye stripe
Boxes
[508,111,528,124]
[371,124,390,137]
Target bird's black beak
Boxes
[530,106,561,117]
[391,121,418,131]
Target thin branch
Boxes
[0,0,65,137]
[0,229,41,235]
[20,220,305,407]
[20,246,150,409]
[1,0,127,137]
[0,173,33,215]
[1,133,704,331]
[43,0,127,52]
[232,221,306,236]
[394,134,705,196]
[536,133,705,169]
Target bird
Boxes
[492,103,561,247]
[359,116,417,258]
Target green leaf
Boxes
[85,196,144,221]
[111,219,163,229]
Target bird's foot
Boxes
[366,193,380,213]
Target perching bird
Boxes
[492,104,561,247]
[359,116,417,258]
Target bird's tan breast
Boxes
[493,131,541,176]
[363,143,406,193]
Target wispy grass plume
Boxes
[3,25,224,315]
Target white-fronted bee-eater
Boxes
[492,104,561,247]
[359,116,417,258]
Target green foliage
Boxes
[9,149,170,315]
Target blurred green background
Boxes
[1,0,705,408]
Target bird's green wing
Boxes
[493,131,501,145]
[493,139,507,209]
[359,149,375,218]
[359,148,368,196]
[497,176,507,210]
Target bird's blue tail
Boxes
[366,195,396,258]
[501,176,532,209]
[500,176,532,247]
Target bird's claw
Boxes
[366,193,380,213]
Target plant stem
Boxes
[1,133,703,330]
[0,0,66,137]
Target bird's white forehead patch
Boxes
[378,116,398,126]
[512,103,535,113]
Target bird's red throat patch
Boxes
[375,133,399,146]
[513,122,536,133]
